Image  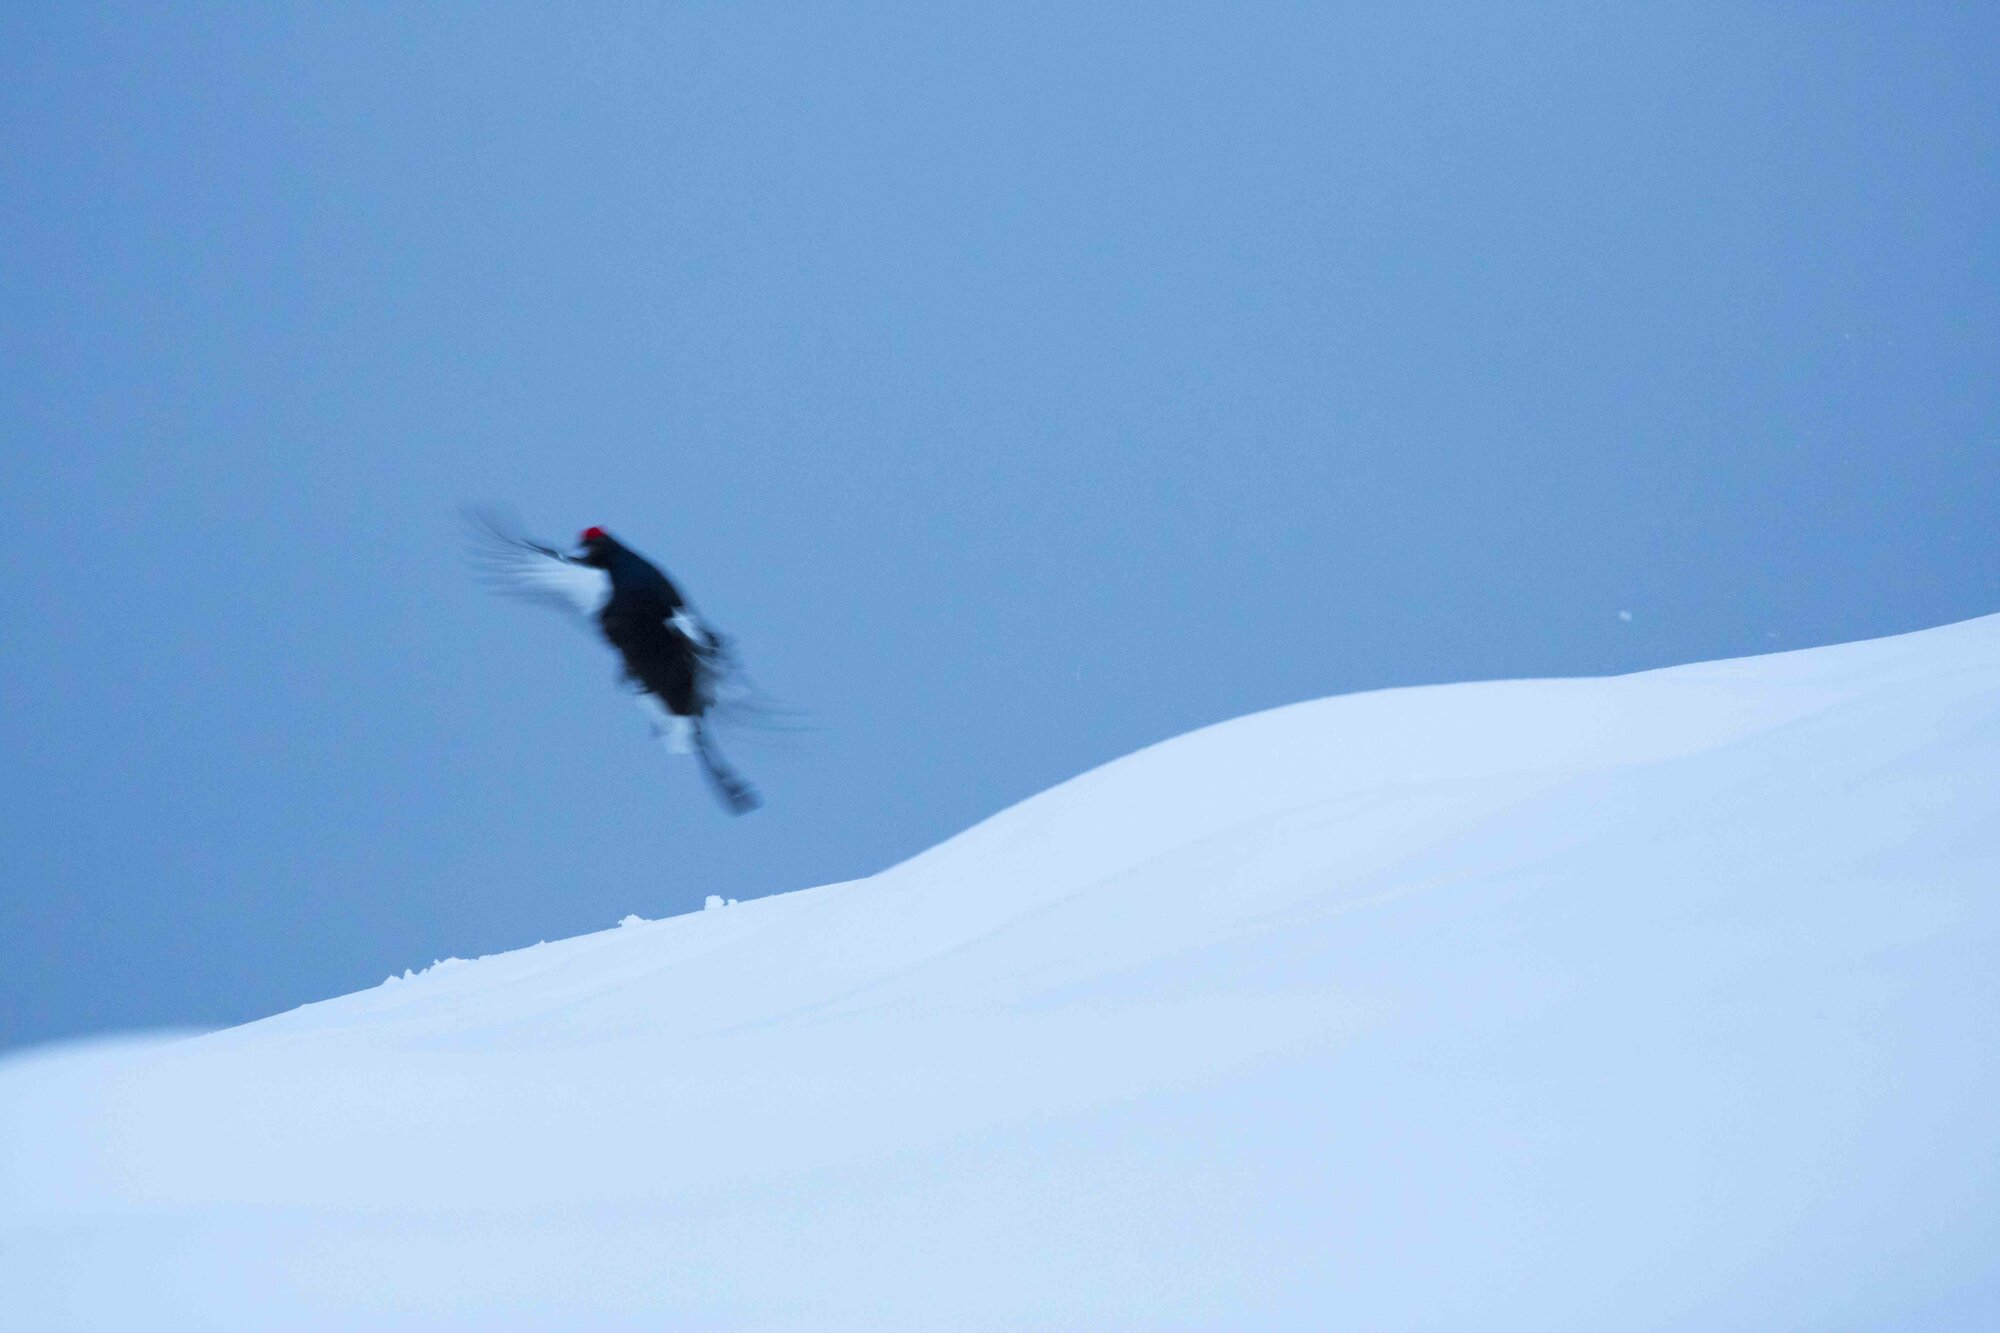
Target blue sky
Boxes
[3,2,1995,1051]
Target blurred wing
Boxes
[693,625,813,740]
[467,509,610,622]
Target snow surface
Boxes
[5,617,1999,1329]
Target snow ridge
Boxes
[4,615,1998,1329]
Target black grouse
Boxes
[474,516,761,814]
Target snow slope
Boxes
[5,617,1998,1330]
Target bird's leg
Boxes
[634,693,695,753]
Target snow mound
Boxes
[4,616,1998,1329]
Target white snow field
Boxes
[5,617,1999,1330]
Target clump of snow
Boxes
[617,914,648,928]
[380,956,470,985]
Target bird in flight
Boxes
[471,512,762,814]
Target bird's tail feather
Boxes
[694,723,761,815]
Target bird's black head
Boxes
[576,526,614,567]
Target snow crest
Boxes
[4,615,1998,1329]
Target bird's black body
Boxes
[582,534,706,714]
